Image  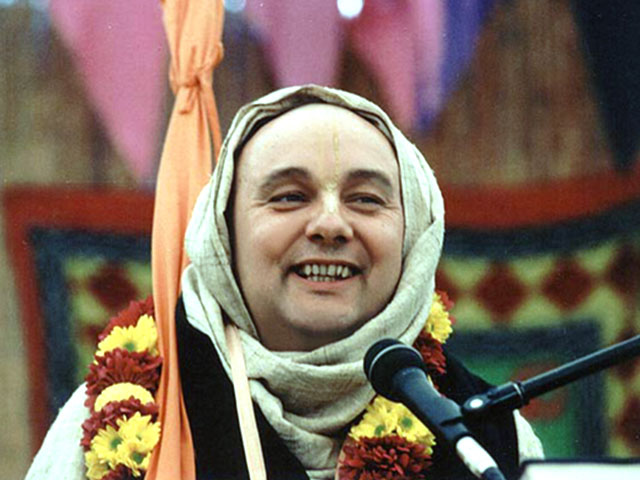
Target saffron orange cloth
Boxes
[147,1,224,480]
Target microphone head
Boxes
[364,339,425,401]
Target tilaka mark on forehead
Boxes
[324,128,341,214]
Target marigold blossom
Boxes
[350,397,399,439]
[99,297,154,341]
[96,314,158,357]
[424,292,453,343]
[81,398,159,451]
[392,403,435,449]
[94,382,155,412]
[84,449,110,480]
[350,397,435,450]
[339,435,431,480]
[91,424,123,468]
[85,349,161,410]
[117,412,161,452]
[414,332,447,377]
[99,464,136,480]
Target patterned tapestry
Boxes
[441,210,640,457]
[4,186,640,458]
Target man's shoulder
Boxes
[25,384,88,480]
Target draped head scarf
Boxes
[182,85,445,479]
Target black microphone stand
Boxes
[461,334,640,419]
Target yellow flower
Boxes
[116,441,150,477]
[113,413,159,476]
[88,412,160,477]
[94,382,155,412]
[90,424,123,469]
[117,411,161,451]
[84,449,110,480]
[96,314,158,357]
[350,396,436,451]
[392,403,436,450]
[350,396,399,440]
[424,292,453,343]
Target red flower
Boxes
[81,398,159,451]
[84,348,162,410]
[99,297,155,341]
[101,464,137,480]
[413,332,447,377]
[339,436,431,480]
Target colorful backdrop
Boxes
[2,0,640,473]
[4,175,640,458]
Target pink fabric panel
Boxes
[244,0,343,87]
[412,0,446,115]
[347,1,417,129]
[49,0,167,181]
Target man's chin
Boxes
[288,312,366,345]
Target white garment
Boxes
[514,411,545,461]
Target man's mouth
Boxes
[292,263,360,282]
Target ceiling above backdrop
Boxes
[33,0,640,184]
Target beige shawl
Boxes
[181,85,445,479]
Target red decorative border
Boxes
[442,166,640,228]
[2,187,154,453]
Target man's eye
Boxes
[351,195,384,206]
[270,192,306,203]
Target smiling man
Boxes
[232,104,404,351]
[26,85,542,480]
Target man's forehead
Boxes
[239,104,395,164]
[246,103,387,148]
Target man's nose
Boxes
[305,198,354,246]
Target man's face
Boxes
[232,104,404,351]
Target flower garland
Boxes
[78,292,454,480]
[338,291,455,480]
[81,297,162,480]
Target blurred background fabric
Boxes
[1,0,640,478]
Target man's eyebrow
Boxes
[344,168,395,192]
[257,167,312,194]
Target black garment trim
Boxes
[176,299,308,480]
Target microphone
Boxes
[364,339,507,480]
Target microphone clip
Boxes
[462,381,527,419]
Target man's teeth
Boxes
[300,264,353,280]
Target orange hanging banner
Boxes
[146,1,224,479]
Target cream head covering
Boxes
[182,85,445,479]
